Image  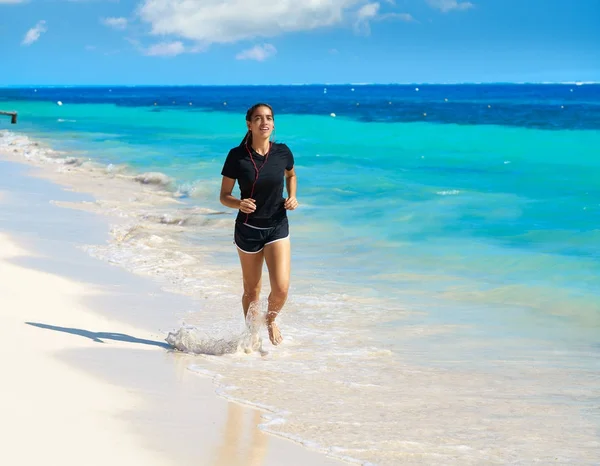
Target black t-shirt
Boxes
[221,142,295,228]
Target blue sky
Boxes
[1,0,599,85]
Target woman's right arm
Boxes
[220,176,255,213]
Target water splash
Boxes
[166,302,268,356]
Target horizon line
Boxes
[0,81,598,88]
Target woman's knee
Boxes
[269,283,289,302]
[243,280,261,301]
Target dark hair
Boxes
[240,103,274,146]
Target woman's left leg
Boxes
[263,237,291,345]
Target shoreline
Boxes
[0,155,346,465]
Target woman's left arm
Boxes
[284,168,298,210]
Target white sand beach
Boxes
[0,156,344,465]
[0,232,171,465]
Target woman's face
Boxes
[247,106,274,140]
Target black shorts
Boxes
[234,217,290,254]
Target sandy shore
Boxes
[0,158,344,465]
[0,232,172,465]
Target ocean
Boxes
[1,84,599,464]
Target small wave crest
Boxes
[1,131,67,161]
[175,179,218,200]
[133,172,173,187]
[63,157,83,166]
[436,189,460,196]
[106,163,129,174]
[141,212,190,226]
[139,207,229,228]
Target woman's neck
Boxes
[251,137,271,155]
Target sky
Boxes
[1,0,599,85]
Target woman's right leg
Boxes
[237,248,264,318]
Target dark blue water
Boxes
[2,84,599,130]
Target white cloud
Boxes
[355,2,380,35]
[355,2,414,35]
[357,2,380,19]
[427,0,474,13]
[127,37,203,56]
[102,17,128,30]
[137,0,364,45]
[134,0,416,53]
[22,20,46,46]
[236,43,277,62]
[382,12,415,22]
[144,40,185,56]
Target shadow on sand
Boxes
[25,322,171,349]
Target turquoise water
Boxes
[3,97,599,341]
[1,85,600,464]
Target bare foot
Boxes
[267,321,283,346]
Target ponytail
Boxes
[239,130,252,147]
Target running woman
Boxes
[219,103,298,345]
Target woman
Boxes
[219,103,298,346]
